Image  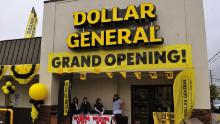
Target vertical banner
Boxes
[24,7,38,38]
[58,74,72,123]
[173,68,195,124]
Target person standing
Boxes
[80,97,91,114]
[70,97,79,116]
[94,98,105,114]
[113,94,124,124]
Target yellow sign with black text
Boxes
[48,44,192,73]
[24,7,38,38]
[153,112,173,124]
[173,68,195,124]
[63,80,70,116]
[67,3,163,49]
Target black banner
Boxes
[58,73,72,123]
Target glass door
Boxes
[131,85,173,124]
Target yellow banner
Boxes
[48,44,192,73]
[106,72,113,78]
[120,72,127,79]
[64,80,70,116]
[173,68,195,124]
[24,7,38,38]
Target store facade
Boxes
[39,0,210,124]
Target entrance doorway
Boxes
[131,85,173,124]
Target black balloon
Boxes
[29,98,44,108]
[29,98,34,103]
[37,100,44,104]
[7,86,12,90]
[9,89,15,94]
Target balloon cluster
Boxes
[1,81,15,95]
[29,83,48,122]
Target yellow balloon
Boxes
[4,89,9,95]
[2,86,7,90]
[12,86,16,90]
[6,81,12,86]
[29,83,48,101]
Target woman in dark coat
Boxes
[94,98,105,114]
[70,97,80,116]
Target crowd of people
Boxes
[70,94,124,124]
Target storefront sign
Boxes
[73,3,156,27]
[66,3,163,49]
[47,3,195,73]
[48,44,192,73]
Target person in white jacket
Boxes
[113,94,124,124]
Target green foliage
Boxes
[210,84,219,109]
[210,84,219,101]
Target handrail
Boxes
[0,108,13,124]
